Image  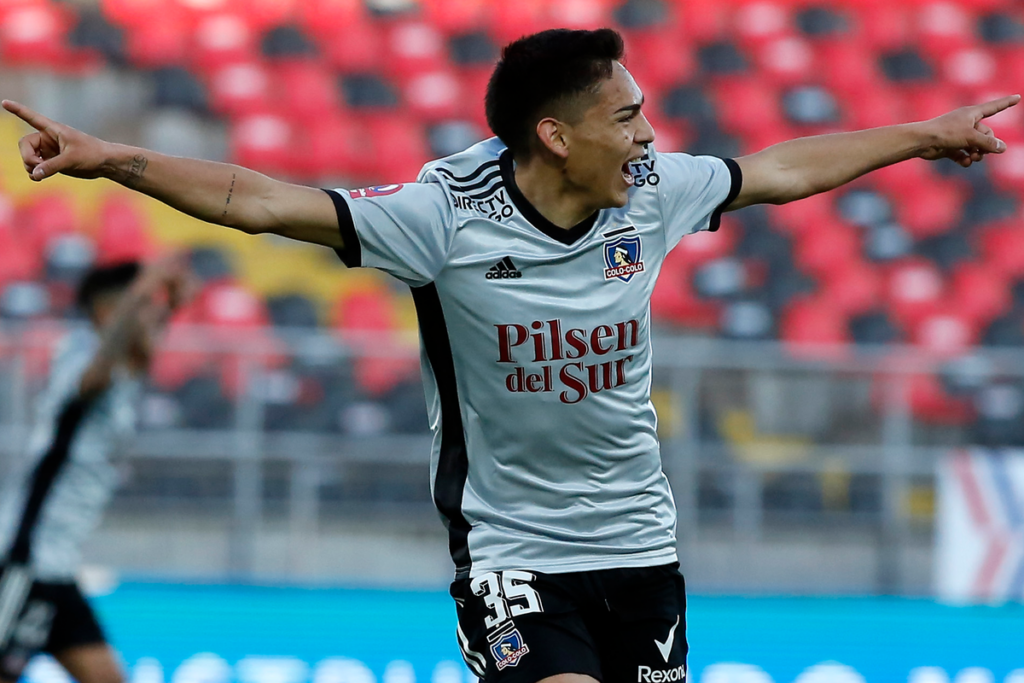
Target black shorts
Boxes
[451,562,687,683]
[0,565,107,680]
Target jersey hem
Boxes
[465,547,679,579]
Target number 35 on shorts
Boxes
[469,570,543,629]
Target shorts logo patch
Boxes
[348,184,404,199]
[604,234,645,282]
[490,628,529,670]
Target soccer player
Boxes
[3,27,1016,683]
[0,258,189,683]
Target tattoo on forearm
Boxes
[124,154,148,188]
[222,173,236,219]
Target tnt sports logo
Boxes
[604,235,645,282]
[490,629,529,670]
[348,184,404,199]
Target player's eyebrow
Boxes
[614,95,645,116]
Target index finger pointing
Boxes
[978,94,1022,119]
[1,100,59,134]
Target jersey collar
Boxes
[499,150,600,246]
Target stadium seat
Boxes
[296,0,365,42]
[793,220,860,278]
[710,78,783,137]
[207,61,273,116]
[885,258,945,329]
[673,216,739,265]
[767,191,834,237]
[912,308,979,357]
[672,0,730,43]
[916,1,977,63]
[124,14,190,67]
[621,29,695,91]
[757,35,816,86]
[0,3,76,69]
[274,61,341,124]
[906,372,973,425]
[733,1,792,48]
[230,112,294,174]
[384,20,448,80]
[978,220,1024,278]
[650,250,720,328]
[857,3,914,51]
[950,262,1011,325]
[101,0,176,29]
[191,12,257,73]
[820,259,881,317]
[942,46,998,90]
[334,289,419,396]
[423,0,490,35]
[321,18,381,74]
[15,193,78,259]
[404,69,463,122]
[894,178,964,239]
[94,197,156,264]
[815,40,882,99]
[780,296,850,358]
[302,113,359,178]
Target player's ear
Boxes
[536,118,570,160]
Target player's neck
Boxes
[513,157,597,230]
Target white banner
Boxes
[936,449,1024,604]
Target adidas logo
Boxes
[486,256,523,280]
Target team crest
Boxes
[491,628,530,670]
[348,184,404,199]
[604,235,645,282]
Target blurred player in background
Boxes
[0,257,190,683]
[3,26,1018,683]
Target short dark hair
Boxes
[76,261,141,314]
[486,28,625,159]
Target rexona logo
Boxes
[495,318,641,404]
[638,665,686,682]
[348,184,404,199]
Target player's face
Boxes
[564,62,655,209]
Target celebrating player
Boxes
[3,26,1017,683]
[0,257,190,683]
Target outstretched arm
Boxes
[2,100,340,247]
[727,94,1021,211]
[79,256,191,398]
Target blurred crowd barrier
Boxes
[2,322,1023,594]
[15,583,1024,683]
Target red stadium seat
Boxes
[793,220,861,278]
[733,1,793,47]
[321,18,381,74]
[820,259,881,317]
[297,0,365,42]
[857,3,914,50]
[0,3,73,68]
[208,61,273,116]
[0,225,41,288]
[815,40,882,99]
[274,61,341,124]
[124,10,189,67]
[893,178,963,239]
[949,262,1010,325]
[384,20,447,80]
[904,88,963,122]
[199,282,270,329]
[780,296,851,359]
[870,157,934,198]
[711,78,783,137]
[15,193,77,258]
[150,310,211,390]
[230,113,294,174]
[767,191,834,237]
[915,1,977,63]
[757,35,816,86]
[489,0,547,44]
[913,307,978,357]
[978,221,1024,279]
[94,197,156,265]
[672,0,731,43]
[102,0,176,28]
[884,258,945,329]
[621,30,695,91]
[404,69,463,122]
[843,85,905,129]
[191,12,257,73]
[334,289,419,397]
[942,47,998,90]
[422,0,490,35]
[988,146,1024,193]
[650,254,720,328]
[359,114,431,182]
[907,373,973,425]
[547,0,614,30]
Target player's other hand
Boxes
[2,99,111,181]
[918,94,1021,167]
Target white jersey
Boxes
[0,329,140,580]
[326,138,740,579]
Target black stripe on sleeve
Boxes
[8,396,94,565]
[410,284,472,578]
[322,189,362,268]
[708,158,743,233]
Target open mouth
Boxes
[621,156,642,186]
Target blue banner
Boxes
[21,582,1024,683]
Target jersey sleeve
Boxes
[323,183,456,287]
[653,151,742,250]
